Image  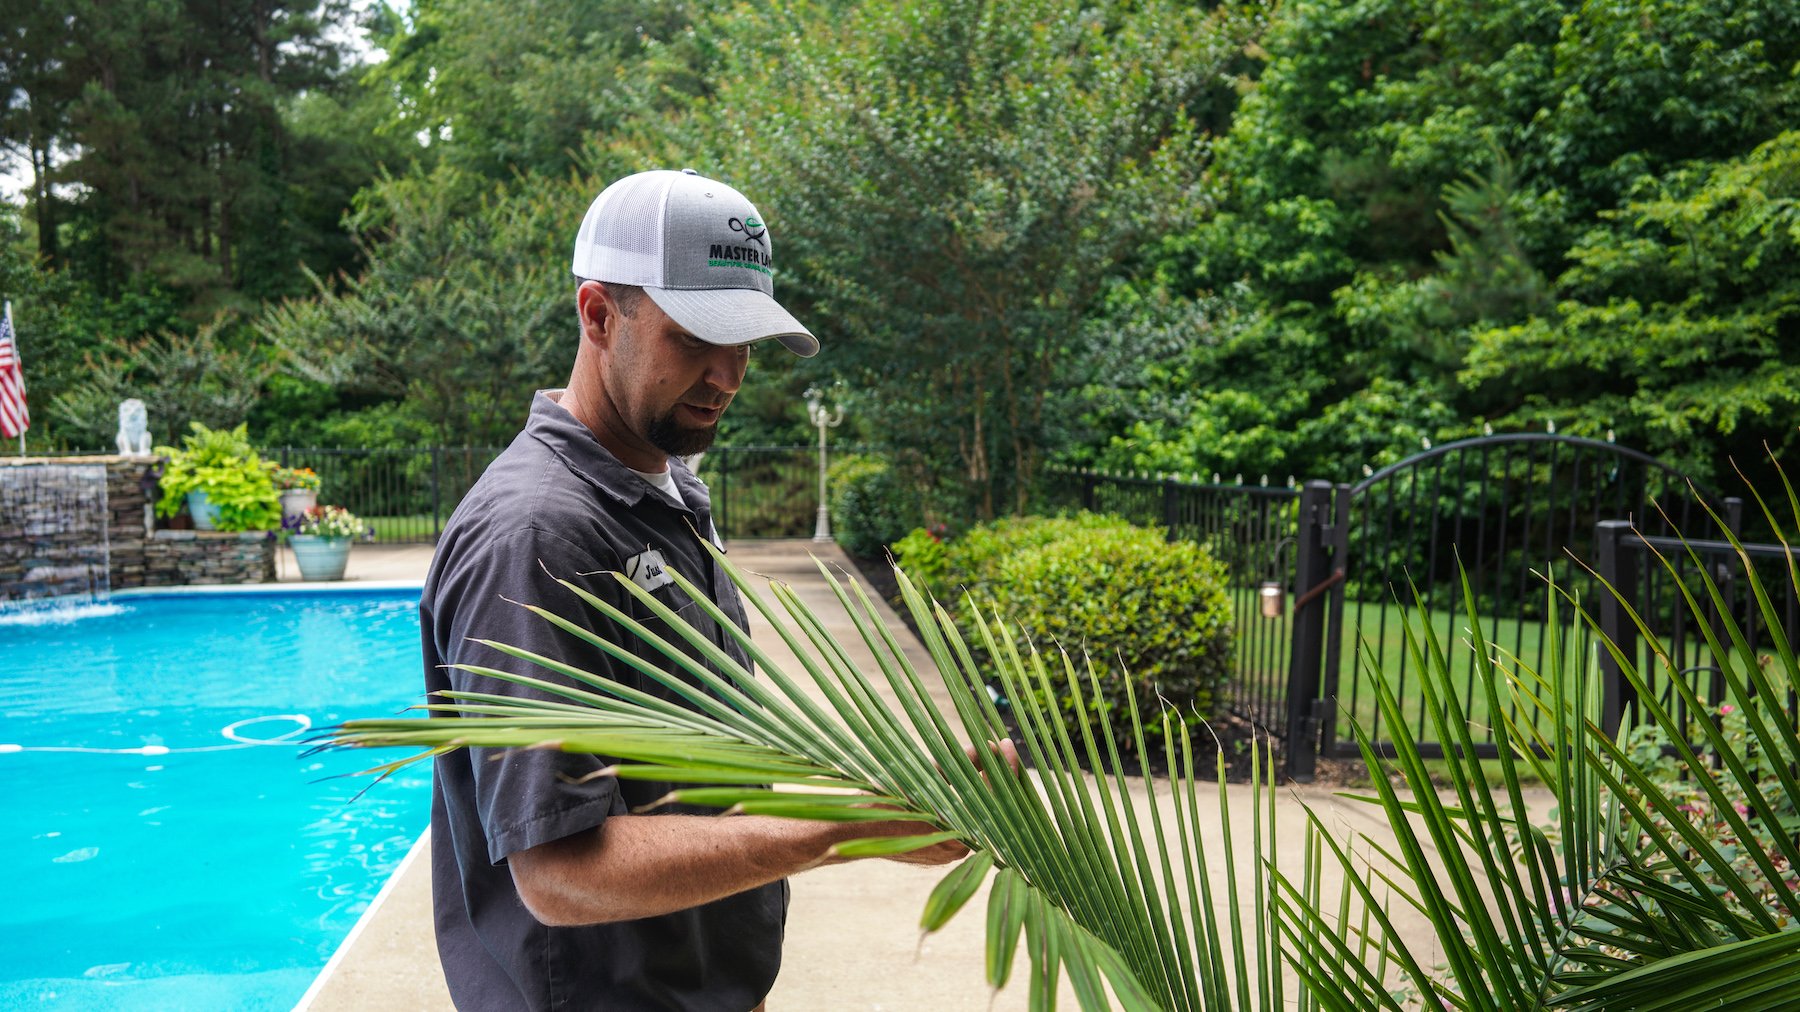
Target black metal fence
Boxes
[268,446,505,543]
[1596,524,1800,737]
[1046,471,1302,738]
[264,443,838,544]
[1058,434,1789,780]
[269,435,1797,774]
[694,446,825,540]
[1300,434,1739,774]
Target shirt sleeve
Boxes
[430,525,637,865]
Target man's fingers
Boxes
[966,738,1022,776]
[887,838,971,866]
[991,738,1021,774]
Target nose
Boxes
[701,343,748,395]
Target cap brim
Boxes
[644,287,818,358]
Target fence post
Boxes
[431,447,443,539]
[1595,519,1640,738]
[1082,472,1096,512]
[720,447,732,541]
[1284,479,1336,782]
[1162,480,1179,542]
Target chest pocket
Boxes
[620,580,736,704]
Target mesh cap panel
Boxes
[570,169,818,356]
[572,172,672,285]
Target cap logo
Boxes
[728,216,767,248]
[708,214,774,275]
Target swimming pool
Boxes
[0,587,431,1010]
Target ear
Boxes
[575,280,619,348]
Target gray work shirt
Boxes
[421,390,786,1011]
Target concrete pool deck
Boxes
[299,540,1490,1009]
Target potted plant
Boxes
[154,422,281,532]
[286,505,368,581]
[271,465,322,527]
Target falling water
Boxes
[0,463,112,607]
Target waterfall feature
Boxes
[0,463,112,604]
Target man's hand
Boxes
[966,737,1023,780]
[865,737,1023,867]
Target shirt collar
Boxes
[525,390,708,517]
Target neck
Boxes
[557,368,667,472]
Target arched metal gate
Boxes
[1282,434,1740,778]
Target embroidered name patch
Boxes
[623,549,675,593]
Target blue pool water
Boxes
[0,589,431,1010]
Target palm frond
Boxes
[332,460,1800,1008]
[1285,462,1800,1009]
[334,539,1302,1009]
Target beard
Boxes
[646,409,721,457]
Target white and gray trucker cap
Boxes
[571,168,818,357]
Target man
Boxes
[420,169,968,1011]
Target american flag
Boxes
[0,303,28,439]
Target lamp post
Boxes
[806,386,845,543]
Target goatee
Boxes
[647,413,719,457]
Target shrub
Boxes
[830,454,919,558]
[987,523,1233,754]
[1619,695,1797,925]
[910,512,1234,755]
[940,513,1139,600]
[892,525,951,589]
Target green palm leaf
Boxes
[333,538,1312,1009]
[1282,465,1800,1009]
[332,460,1800,1008]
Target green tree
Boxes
[676,0,1261,517]
[52,0,359,313]
[0,3,80,262]
[1461,130,1800,481]
[1106,0,1800,484]
[258,167,584,445]
[47,312,281,449]
[365,0,717,182]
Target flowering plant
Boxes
[286,505,369,540]
[270,465,321,492]
[1620,687,1798,929]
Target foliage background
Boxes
[4,0,1796,506]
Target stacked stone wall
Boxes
[139,530,276,586]
[0,456,274,600]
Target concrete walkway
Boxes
[301,541,1478,1010]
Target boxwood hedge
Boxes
[899,512,1234,754]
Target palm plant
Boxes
[331,468,1800,1009]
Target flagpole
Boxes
[4,300,20,457]
[4,298,19,457]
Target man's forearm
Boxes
[509,812,945,926]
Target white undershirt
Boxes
[630,464,683,506]
[631,461,727,549]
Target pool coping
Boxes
[110,579,425,597]
[294,829,432,1011]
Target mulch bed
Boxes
[841,550,1371,787]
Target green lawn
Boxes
[1234,602,1722,753]
[362,514,437,542]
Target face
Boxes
[592,288,749,465]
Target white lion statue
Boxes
[116,399,152,456]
